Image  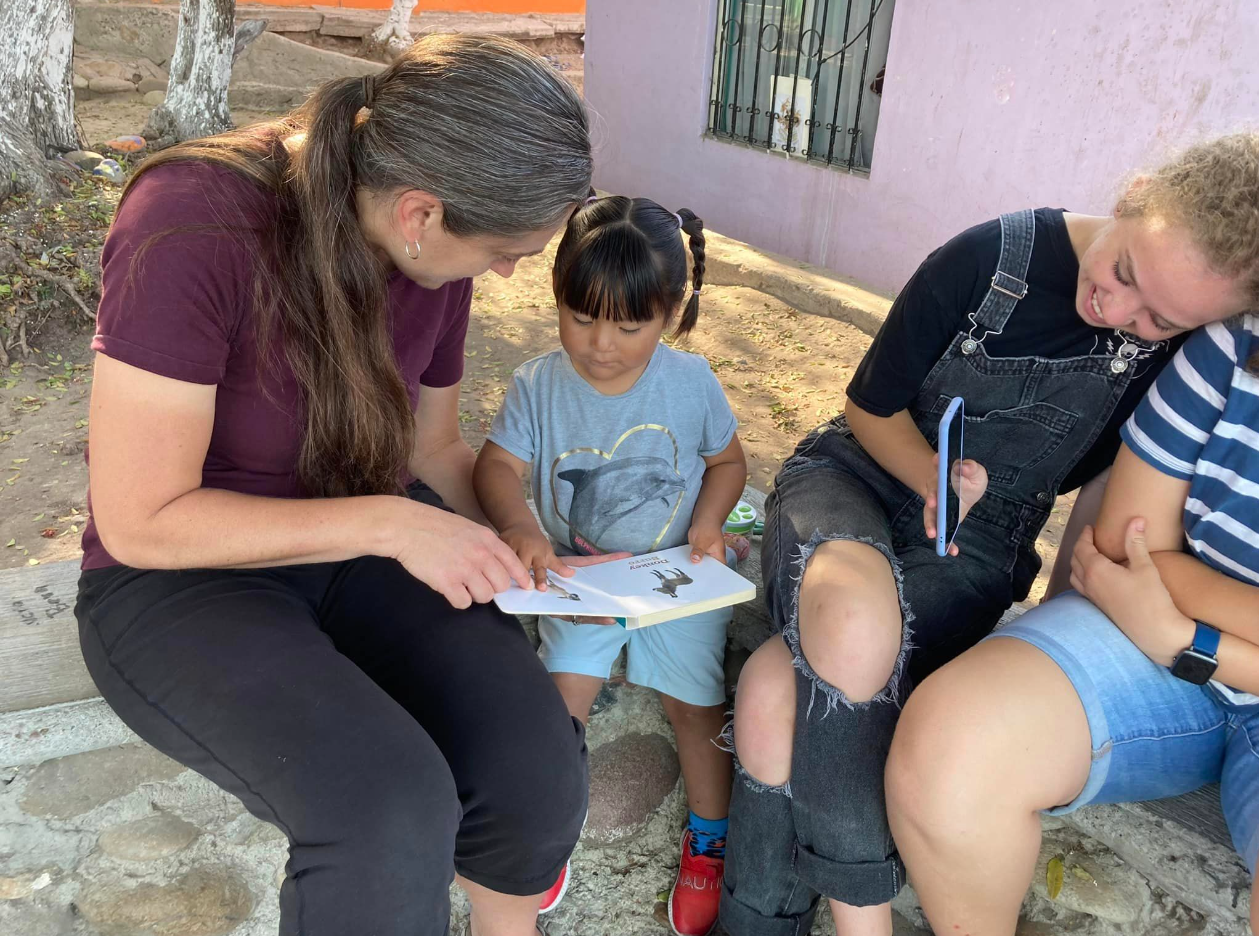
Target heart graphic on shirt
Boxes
[550,424,684,554]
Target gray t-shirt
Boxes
[488,345,738,556]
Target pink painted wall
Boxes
[585,0,1259,295]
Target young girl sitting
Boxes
[474,195,747,936]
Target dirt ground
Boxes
[0,99,1071,607]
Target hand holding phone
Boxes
[923,397,989,556]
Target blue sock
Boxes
[686,811,728,858]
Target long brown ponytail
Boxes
[122,35,591,497]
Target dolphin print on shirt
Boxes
[556,455,686,554]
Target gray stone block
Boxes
[87,76,136,95]
[19,743,184,820]
[583,732,680,844]
[77,868,253,936]
[97,814,200,862]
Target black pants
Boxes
[76,490,588,936]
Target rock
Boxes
[144,90,167,107]
[0,870,52,900]
[0,902,75,936]
[19,743,184,820]
[1032,841,1149,925]
[73,73,88,90]
[74,5,180,67]
[232,31,382,92]
[138,77,168,94]
[64,149,103,171]
[135,57,167,81]
[104,135,146,155]
[891,910,933,935]
[79,58,131,81]
[88,76,137,94]
[93,159,126,184]
[89,159,125,181]
[98,814,200,861]
[583,732,679,844]
[77,869,253,936]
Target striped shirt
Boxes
[1122,315,1259,703]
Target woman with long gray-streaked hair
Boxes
[75,35,604,936]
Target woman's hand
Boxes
[1070,518,1195,667]
[499,520,573,591]
[392,502,533,609]
[923,455,989,555]
[688,521,727,563]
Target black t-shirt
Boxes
[847,208,1181,494]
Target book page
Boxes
[492,545,755,621]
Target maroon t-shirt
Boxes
[81,161,471,570]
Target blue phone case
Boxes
[936,396,965,557]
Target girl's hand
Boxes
[688,522,727,563]
[551,551,633,625]
[392,502,533,609]
[1070,519,1195,667]
[498,520,573,591]
[923,455,989,554]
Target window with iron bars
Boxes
[707,0,896,173]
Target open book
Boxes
[493,544,757,629]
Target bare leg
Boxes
[458,874,544,936]
[551,671,604,726]
[661,694,732,819]
[731,637,796,786]
[886,639,1092,935]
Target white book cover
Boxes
[492,545,757,629]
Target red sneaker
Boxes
[538,861,569,915]
[668,830,724,936]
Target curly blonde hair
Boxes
[1116,132,1259,372]
[1116,132,1259,302]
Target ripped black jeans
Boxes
[721,424,1036,935]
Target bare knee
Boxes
[885,666,981,840]
[732,638,795,787]
[796,540,904,702]
[887,648,1043,839]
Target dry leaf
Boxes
[1046,856,1065,899]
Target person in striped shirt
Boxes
[885,321,1259,925]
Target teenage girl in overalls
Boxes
[721,134,1259,936]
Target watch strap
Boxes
[1191,620,1221,657]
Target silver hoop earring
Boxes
[403,240,421,260]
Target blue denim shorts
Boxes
[989,592,1259,872]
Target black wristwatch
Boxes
[1170,621,1221,685]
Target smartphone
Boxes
[936,396,965,557]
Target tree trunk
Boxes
[143,0,236,147]
[0,0,82,200]
[368,0,417,62]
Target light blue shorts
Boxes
[538,549,736,707]
[989,591,1259,872]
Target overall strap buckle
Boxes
[962,210,1037,355]
[990,271,1029,300]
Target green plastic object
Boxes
[723,501,757,535]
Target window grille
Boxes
[707,0,895,173]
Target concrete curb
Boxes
[1,698,136,767]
